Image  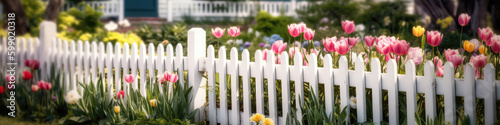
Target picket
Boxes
[11,28,500,125]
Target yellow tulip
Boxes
[463,40,475,53]
[479,45,487,55]
[263,118,274,125]
[412,26,425,37]
[150,99,157,108]
[250,113,264,123]
[114,106,120,113]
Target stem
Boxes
[460,26,463,55]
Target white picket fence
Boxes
[61,0,124,21]
[3,28,500,125]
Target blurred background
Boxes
[0,0,498,54]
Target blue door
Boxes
[124,0,158,17]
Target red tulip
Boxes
[426,31,443,47]
[478,27,494,45]
[116,90,125,99]
[228,27,240,37]
[22,70,32,80]
[211,27,225,38]
[364,36,376,47]
[0,86,4,94]
[470,54,487,69]
[392,40,409,56]
[458,13,471,26]
[342,20,355,34]
[303,28,315,41]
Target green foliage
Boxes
[252,11,294,41]
[296,0,361,29]
[357,1,420,35]
[63,4,104,34]
[134,23,188,47]
[151,81,198,122]
[21,0,46,36]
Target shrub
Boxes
[252,11,294,41]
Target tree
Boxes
[1,0,30,35]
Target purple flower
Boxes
[53,96,57,100]
[302,41,309,47]
[259,42,265,47]
[313,41,320,47]
[244,42,251,48]
[320,17,329,23]
[264,44,271,48]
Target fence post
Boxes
[39,21,56,80]
[167,0,173,22]
[118,0,124,21]
[187,28,206,122]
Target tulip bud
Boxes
[150,99,157,108]
[114,106,120,113]
[479,45,487,55]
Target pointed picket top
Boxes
[404,60,417,124]
[368,57,383,123]
[278,51,291,124]
[462,63,476,125]
[91,42,98,84]
[206,45,217,125]
[481,63,496,124]
[147,43,155,82]
[130,43,138,90]
[292,50,304,124]
[98,42,105,78]
[155,44,165,93]
[320,54,334,117]
[337,55,349,117]
[423,61,436,119]
[56,39,64,71]
[139,43,147,97]
[306,53,319,98]
[165,44,174,75]
[217,46,228,125]
[355,54,367,122]
[386,59,398,125]
[253,50,265,115]
[18,38,26,72]
[114,43,122,92]
[229,47,240,125]
[84,41,91,84]
[264,50,277,122]
[69,40,77,91]
[175,43,184,88]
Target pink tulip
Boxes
[426,31,443,47]
[458,13,471,26]
[475,69,483,79]
[38,81,52,90]
[5,75,13,82]
[163,71,171,84]
[262,49,269,61]
[32,85,39,92]
[297,22,307,33]
[444,49,459,61]
[289,47,305,58]
[392,40,409,56]
[364,36,376,47]
[335,39,350,55]
[323,37,336,52]
[448,54,464,68]
[276,55,281,64]
[375,38,392,55]
[478,27,494,45]
[288,24,300,37]
[310,49,319,56]
[434,57,444,77]
[407,47,423,65]
[348,37,359,47]
[116,90,125,99]
[124,74,134,84]
[272,40,287,55]
[228,26,240,37]
[470,54,487,69]
[211,27,225,38]
[469,39,481,51]
[490,35,500,53]
[169,74,179,83]
[342,20,355,34]
[303,28,315,41]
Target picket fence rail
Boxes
[3,28,500,125]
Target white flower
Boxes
[255,31,260,37]
[247,28,253,33]
[356,24,365,32]
[349,96,357,109]
[235,39,243,45]
[65,90,82,104]
[118,19,131,27]
[227,39,234,44]
[105,21,118,31]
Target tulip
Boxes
[448,54,464,68]
[323,37,336,52]
[297,22,307,33]
[22,70,32,80]
[0,86,4,94]
[65,90,81,104]
[289,47,305,58]
[263,118,275,125]
[157,73,166,84]
[262,49,269,61]
[25,60,31,67]
[211,27,225,38]
[426,31,443,47]
[163,71,171,83]
[228,27,240,37]
[29,60,39,70]
[407,47,423,65]
[412,26,425,37]
[364,36,376,47]
[434,57,444,77]
[150,99,157,108]
[479,45,487,55]
[392,40,409,56]
[469,39,481,51]
[463,40,475,53]
[287,24,300,37]
[348,37,359,47]
[444,49,459,61]
[114,106,120,113]
[124,74,134,84]
[271,40,287,55]
[375,38,392,55]
[116,90,125,99]
[250,113,265,123]
[335,39,350,55]
[491,35,500,53]
[303,28,315,41]
[470,54,487,69]
[38,81,52,90]
[6,75,13,82]
[478,27,494,45]
[31,85,39,92]
[169,74,179,83]
[458,13,471,26]
[275,55,281,64]
[342,20,355,34]
[310,48,319,56]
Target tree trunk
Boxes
[415,0,458,30]
[456,0,490,36]
[1,0,29,35]
[44,0,64,23]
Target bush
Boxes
[252,11,295,41]
[21,0,45,36]
[296,0,361,29]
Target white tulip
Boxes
[349,96,357,109]
[65,90,82,104]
